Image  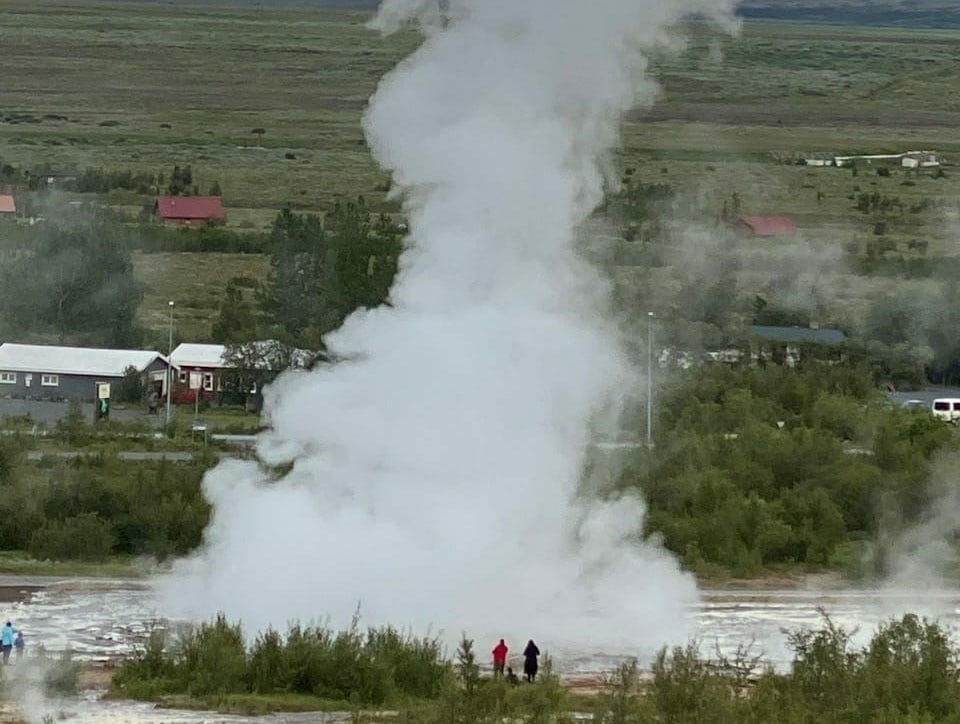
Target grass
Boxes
[1,2,960,341]
[0,0,415,211]
[0,551,147,578]
[142,688,599,717]
[150,692,365,714]
[132,252,270,343]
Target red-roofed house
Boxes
[736,215,797,237]
[0,194,16,217]
[153,195,226,226]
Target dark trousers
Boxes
[1,645,10,664]
[493,661,505,676]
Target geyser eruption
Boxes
[161,0,734,655]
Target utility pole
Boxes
[646,311,654,446]
[166,300,174,427]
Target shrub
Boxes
[28,513,115,561]
[178,615,248,696]
[43,650,81,696]
[115,365,145,404]
[113,616,450,706]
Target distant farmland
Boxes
[739,1,960,27]
[131,0,960,28]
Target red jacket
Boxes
[493,641,508,663]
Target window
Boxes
[41,374,59,387]
[179,371,188,384]
[0,372,15,384]
[934,401,950,411]
[203,373,214,391]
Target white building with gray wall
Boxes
[0,343,170,401]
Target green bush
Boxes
[112,615,960,722]
[28,513,115,561]
[179,615,248,696]
[634,614,960,724]
[113,616,450,706]
[626,364,959,575]
[0,452,211,562]
[43,651,81,696]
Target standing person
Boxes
[492,638,508,677]
[1,622,14,665]
[14,631,24,661]
[523,639,540,683]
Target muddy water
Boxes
[2,577,958,722]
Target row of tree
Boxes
[610,179,960,386]
[0,439,210,561]
[213,199,402,349]
[619,363,957,576]
[0,198,401,352]
[0,162,221,196]
[113,613,960,722]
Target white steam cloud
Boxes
[160,0,735,658]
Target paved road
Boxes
[0,398,157,426]
[117,451,195,462]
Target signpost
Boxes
[188,370,207,447]
[189,371,203,419]
[94,382,111,422]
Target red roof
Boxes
[736,215,796,237]
[154,195,226,221]
[0,195,15,214]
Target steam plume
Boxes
[161,0,735,657]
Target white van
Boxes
[931,398,960,423]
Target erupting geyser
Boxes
[160,0,736,656]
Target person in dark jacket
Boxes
[523,639,540,683]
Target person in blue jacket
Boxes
[1,622,15,664]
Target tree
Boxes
[116,366,145,404]
[257,200,402,347]
[212,277,260,343]
[318,198,402,334]
[165,165,193,196]
[0,221,143,346]
[257,208,325,344]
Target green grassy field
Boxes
[133,252,270,343]
[2,2,960,339]
[0,0,417,215]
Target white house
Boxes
[901,151,940,169]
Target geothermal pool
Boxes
[3,576,958,671]
[2,577,958,722]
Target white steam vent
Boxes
[160,0,736,657]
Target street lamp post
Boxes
[166,300,174,426]
[646,311,654,445]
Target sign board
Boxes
[189,371,203,390]
[96,382,111,400]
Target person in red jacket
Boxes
[492,638,508,676]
